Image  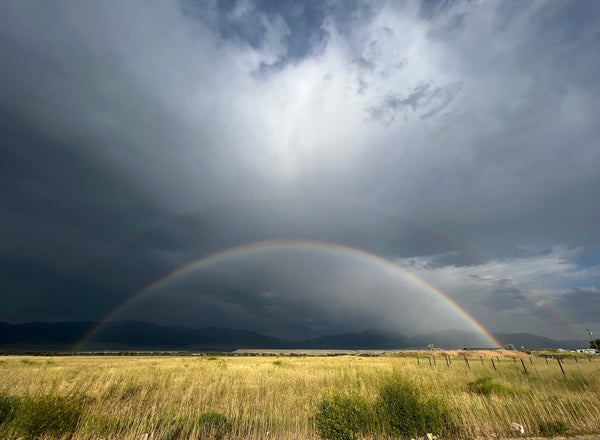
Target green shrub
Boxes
[468,376,513,396]
[198,411,229,439]
[539,420,569,437]
[377,376,454,438]
[199,411,227,428]
[13,395,82,439]
[315,393,370,440]
[0,395,20,424]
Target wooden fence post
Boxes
[520,358,528,374]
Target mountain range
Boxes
[0,321,587,351]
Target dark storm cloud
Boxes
[556,288,600,323]
[367,81,463,124]
[484,287,527,311]
[1,0,599,340]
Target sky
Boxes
[1,0,599,343]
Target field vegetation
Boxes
[0,350,599,439]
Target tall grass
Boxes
[0,352,598,439]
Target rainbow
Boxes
[74,239,502,350]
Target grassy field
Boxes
[0,351,599,439]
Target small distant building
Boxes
[576,348,599,354]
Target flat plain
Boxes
[1,350,599,439]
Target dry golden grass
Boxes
[0,352,599,439]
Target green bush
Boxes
[0,395,20,424]
[198,411,229,439]
[199,411,227,428]
[13,395,82,439]
[468,376,513,396]
[376,376,454,438]
[539,420,569,437]
[315,393,370,440]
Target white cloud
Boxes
[394,246,600,338]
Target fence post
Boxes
[520,358,528,374]
[491,358,497,371]
[557,357,565,375]
[464,356,470,369]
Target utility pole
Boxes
[585,329,599,351]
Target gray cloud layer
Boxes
[1,0,599,341]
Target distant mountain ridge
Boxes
[299,329,410,349]
[0,321,586,351]
[0,321,284,350]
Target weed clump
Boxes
[316,376,455,440]
[13,395,82,439]
[0,395,20,425]
[315,393,370,440]
[199,411,229,439]
[539,420,569,437]
[376,376,454,438]
[468,376,513,395]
